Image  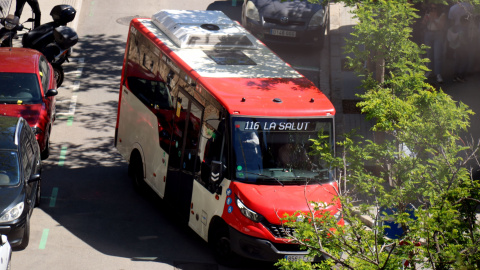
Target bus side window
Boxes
[127,77,172,109]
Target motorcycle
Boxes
[0,14,26,47]
[0,5,78,87]
[22,4,78,87]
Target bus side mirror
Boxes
[210,161,224,194]
[210,161,223,183]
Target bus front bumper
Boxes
[228,226,322,262]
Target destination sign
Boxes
[241,121,313,131]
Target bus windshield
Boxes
[231,117,334,185]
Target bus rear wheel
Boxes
[128,153,146,193]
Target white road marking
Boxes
[57,58,84,116]
[56,95,78,116]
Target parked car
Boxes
[241,0,329,48]
[0,116,42,250]
[0,47,58,160]
[0,235,11,270]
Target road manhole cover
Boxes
[116,15,150,26]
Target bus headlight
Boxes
[245,1,260,22]
[0,202,24,222]
[236,197,263,222]
[333,209,342,221]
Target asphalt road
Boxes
[10,1,325,269]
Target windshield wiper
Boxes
[242,171,284,187]
[287,176,330,184]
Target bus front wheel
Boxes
[210,223,238,266]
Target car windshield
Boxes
[0,73,42,104]
[0,151,19,186]
[231,117,334,185]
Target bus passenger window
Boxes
[127,77,172,109]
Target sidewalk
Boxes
[4,0,82,33]
[325,2,479,146]
[325,1,480,225]
[325,2,375,141]
[4,0,82,49]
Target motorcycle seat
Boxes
[22,22,58,49]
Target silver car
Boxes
[241,0,329,48]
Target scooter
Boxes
[21,5,78,87]
[0,14,26,47]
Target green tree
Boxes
[276,0,480,269]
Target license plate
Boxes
[284,255,313,262]
[271,29,296,37]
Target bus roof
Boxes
[131,10,335,117]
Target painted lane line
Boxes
[58,146,68,167]
[67,116,74,126]
[72,81,80,91]
[56,95,78,116]
[68,58,84,63]
[49,187,58,207]
[68,95,77,114]
[76,67,83,79]
[64,68,83,77]
[89,1,96,17]
[39,229,49,249]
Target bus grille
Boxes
[263,222,296,239]
[264,17,305,26]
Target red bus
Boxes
[115,9,342,263]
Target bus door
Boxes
[189,109,228,240]
[165,89,203,221]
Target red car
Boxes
[0,48,58,159]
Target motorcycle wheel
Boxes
[53,64,64,87]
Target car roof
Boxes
[0,48,40,73]
[0,115,22,150]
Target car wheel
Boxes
[41,134,50,160]
[16,215,30,250]
[35,179,41,207]
[53,64,64,87]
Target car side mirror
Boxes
[45,89,58,97]
[28,174,41,183]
